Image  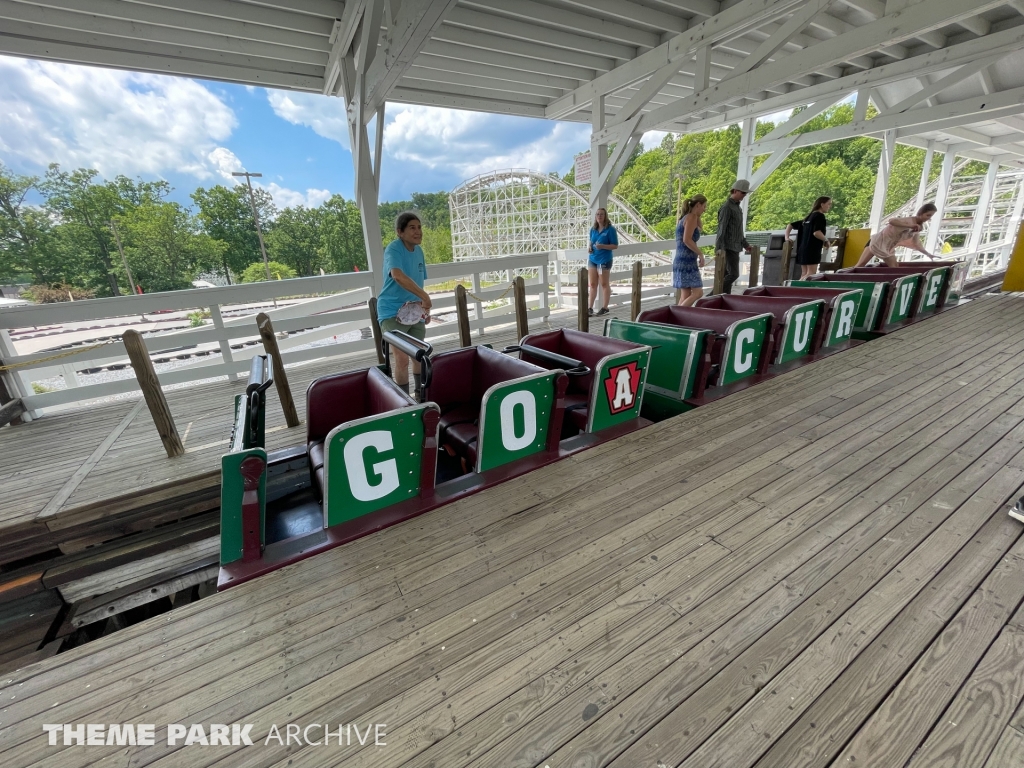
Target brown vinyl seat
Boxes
[305,367,415,499]
[424,346,547,468]
[519,329,642,432]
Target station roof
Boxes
[2,0,1023,163]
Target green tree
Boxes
[117,202,223,292]
[421,226,453,264]
[0,164,59,284]
[378,191,451,245]
[266,205,324,276]
[191,184,277,283]
[322,195,368,273]
[40,165,170,296]
[238,260,296,283]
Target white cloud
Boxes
[266,90,350,149]
[0,56,237,180]
[265,182,331,209]
[383,105,590,179]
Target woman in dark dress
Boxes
[785,196,832,279]
[673,194,707,306]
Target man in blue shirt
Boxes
[377,211,431,397]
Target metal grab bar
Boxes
[501,344,591,377]
[381,331,434,387]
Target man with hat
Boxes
[715,179,752,295]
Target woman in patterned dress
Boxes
[674,194,707,307]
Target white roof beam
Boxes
[544,0,806,119]
[364,0,459,114]
[119,0,336,35]
[897,135,1019,165]
[724,0,836,80]
[957,16,991,37]
[652,0,724,19]
[461,0,663,49]
[419,40,596,80]
[555,0,689,33]
[749,86,1024,154]
[323,1,360,95]
[0,18,323,77]
[605,0,1010,141]
[880,54,1006,115]
[402,67,563,99]
[415,52,581,90]
[5,0,331,50]
[390,84,547,114]
[0,1,328,65]
[979,66,997,96]
[757,96,843,142]
[996,116,1024,134]
[434,25,617,71]
[444,8,637,62]
[674,23,1024,134]
[0,33,322,90]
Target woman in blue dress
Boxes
[587,207,618,316]
[674,194,707,306]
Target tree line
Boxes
[2,103,980,300]
[573,103,984,241]
[0,163,452,299]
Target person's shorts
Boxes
[588,259,612,271]
[380,317,426,340]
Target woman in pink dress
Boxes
[854,204,938,267]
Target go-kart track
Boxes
[4,283,1024,768]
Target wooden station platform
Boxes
[0,303,630,565]
[1,293,1023,767]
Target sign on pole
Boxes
[574,151,591,185]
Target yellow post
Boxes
[842,228,872,268]
[1002,221,1024,292]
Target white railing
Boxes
[0,254,551,415]
[551,240,676,308]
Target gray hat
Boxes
[732,179,751,193]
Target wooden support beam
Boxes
[122,330,184,459]
[781,239,795,283]
[577,268,589,332]
[256,314,301,428]
[368,297,385,364]
[513,277,529,341]
[631,261,643,321]
[713,250,726,295]
[749,245,762,288]
[455,285,472,347]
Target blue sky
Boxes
[0,54,596,209]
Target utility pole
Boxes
[108,219,137,294]
[232,171,272,282]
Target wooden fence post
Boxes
[749,245,761,288]
[256,313,301,428]
[122,329,184,458]
[367,297,385,364]
[513,276,529,340]
[577,267,589,332]
[713,250,726,295]
[455,285,472,347]
[780,240,794,283]
[630,261,643,321]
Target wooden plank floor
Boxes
[0,302,638,559]
[0,294,1023,768]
